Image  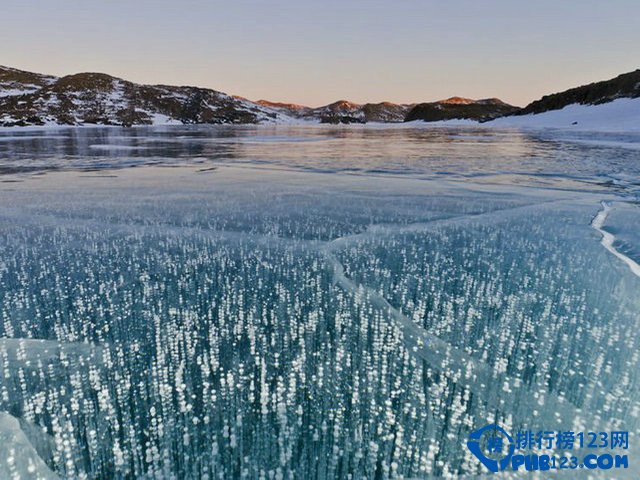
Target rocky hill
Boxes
[404,70,640,124]
[255,100,311,118]
[3,64,637,127]
[0,66,289,127]
[0,65,417,126]
[309,100,413,123]
[512,69,640,116]
[0,66,57,98]
[404,97,518,122]
[259,99,413,123]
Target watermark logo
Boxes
[467,424,515,472]
[467,423,629,473]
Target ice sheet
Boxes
[0,128,638,477]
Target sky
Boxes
[2,1,639,107]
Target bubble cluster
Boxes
[0,169,638,479]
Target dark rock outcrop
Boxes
[514,69,640,115]
[259,99,413,123]
[310,100,413,123]
[405,97,518,122]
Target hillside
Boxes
[515,69,640,116]
[2,65,638,128]
[259,99,413,123]
[488,97,640,131]
[405,97,518,122]
[0,66,57,98]
[0,65,417,127]
[255,100,311,118]
[0,66,289,127]
[485,69,640,130]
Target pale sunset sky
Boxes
[2,0,639,107]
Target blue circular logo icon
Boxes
[467,424,515,473]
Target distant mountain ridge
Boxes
[302,100,414,124]
[0,66,287,127]
[0,65,513,126]
[0,65,638,127]
[255,99,311,118]
[405,97,518,122]
[258,97,517,124]
[257,99,414,123]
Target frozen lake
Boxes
[0,125,638,478]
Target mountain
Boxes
[256,100,311,118]
[309,100,366,124]
[310,100,414,123]
[2,64,637,128]
[488,97,640,131]
[0,66,290,127]
[513,69,640,116]
[259,99,413,123]
[485,69,640,131]
[404,97,518,122]
[0,66,57,97]
[0,65,416,126]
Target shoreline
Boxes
[2,97,639,134]
[1,121,639,135]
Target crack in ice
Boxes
[320,199,593,424]
[591,201,640,279]
[0,196,612,475]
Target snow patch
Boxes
[149,112,182,125]
[0,87,40,98]
[488,97,640,132]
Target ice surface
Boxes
[0,412,59,479]
[1,125,640,184]
[592,202,640,278]
[0,127,638,478]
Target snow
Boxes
[398,97,640,132]
[149,112,182,125]
[487,97,640,132]
[263,97,640,131]
[1,92,639,132]
[0,87,40,98]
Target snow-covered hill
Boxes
[307,100,413,123]
[405,97,518,122]
[484,69,640,131]
[0,65,415,127]
[257,99,413,123]
[0,66,57,98]
[2,65,639,128]
[0,66,293,127]
[517,69,640,115]
[487,97,640,132]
